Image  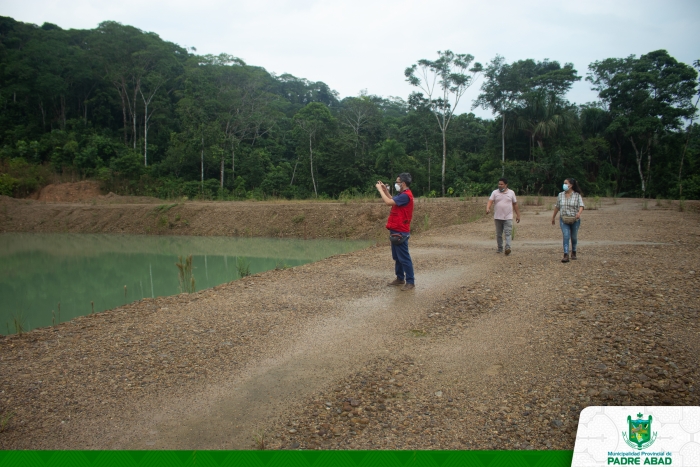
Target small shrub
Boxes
[158,215,169,228]
[422,214,430,231]
[679,198,686,212]
[292,214,305,224]
[176,255,196,293]
[655,195,662,207]
[236,257,251,278]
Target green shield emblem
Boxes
[627,413,652,448]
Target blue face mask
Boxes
[563,184,569,191]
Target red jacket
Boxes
[386,189,414,232]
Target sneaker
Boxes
[388,279,406,286]
[571,251,577,260]
[505,247,511,256]
[401,283,415,291]
[561,253,570,263]
[497,249,503,254]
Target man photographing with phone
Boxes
[375,173,415,291]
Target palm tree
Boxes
[513,91,577,161]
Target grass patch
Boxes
[468,212,484,223]
[0,411,14,433]
[422,214,430,231]
[587,196,602,210]
[292,213,305,224]
[679,198,686,212]
[409,329,427,337]
[656,195,663,207]
[236,257,251,278]
[11,311,25,336]
[155,203,178,213]
[642,200,649,210]
[176,255,196,293]
[275,261,290,270]
[524,195,543,206]
[252,429,267,450]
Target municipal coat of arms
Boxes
[623,413,657,449]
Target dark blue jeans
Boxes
[559,218,581,254]
[390,231,414,284]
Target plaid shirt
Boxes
[556,191,585,217]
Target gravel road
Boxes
[0,197,698,450]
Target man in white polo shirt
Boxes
[485,178,521,255]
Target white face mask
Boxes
[395,183,402,192]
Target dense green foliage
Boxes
[1,16,698,199]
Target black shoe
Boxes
[562,253,570,263]
[571,251,577,260]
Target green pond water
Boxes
[0,233,371,334]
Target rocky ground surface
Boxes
[0,195,698,450]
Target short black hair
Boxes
[498,177,508,185]
[398,172,412,186]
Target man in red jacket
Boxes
[375,173,415,291]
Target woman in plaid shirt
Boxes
[551,178,585,263]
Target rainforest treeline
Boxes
[1,16,699,200]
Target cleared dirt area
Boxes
[0,188,698,450]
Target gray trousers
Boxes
[494,219,513,251]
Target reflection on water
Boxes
[0,233,371,333]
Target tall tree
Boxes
[474,56,579,173]
[588,50,698,196]
[292,102,334,197]
[405,50,482,195]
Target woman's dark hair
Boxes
[398,172,412,186]
[498,177,508,185]
[566,178,583,195]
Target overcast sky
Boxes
[3,0,699,119]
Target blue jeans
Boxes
[559,218,580,254]
[390,231,414,284]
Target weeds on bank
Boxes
[587,196,602,210]
[176,255,196,293]
[0,411,14,433]
[468,212,483,223]
[11,311,25,336]
[422,214,430,231]
[292,214,305,224]
[524,196,543,206]
[253,429,267,450]
[155,203,178,213]
[656,195,663,207]
[275,261,290,270]
[236,257,251,278]
[642,200,649,210]
[679,199,686,212]
[409,329,427,337]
